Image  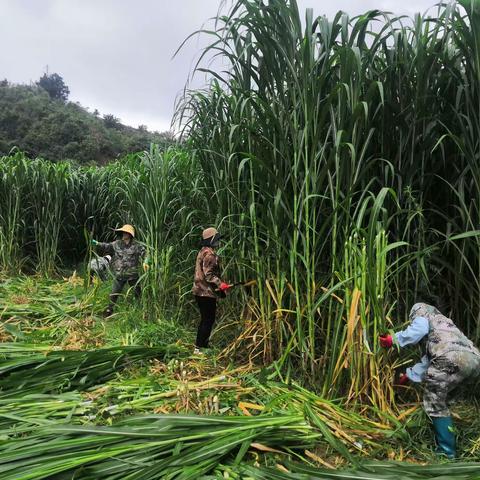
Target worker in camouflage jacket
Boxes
[192,227,231,354]
[91,224,148,317]
[380,302,480,458]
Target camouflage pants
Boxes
[109,276,141,306]
[424,351,480,417]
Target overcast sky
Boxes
[2,0,436,132]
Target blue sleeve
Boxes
[406,355,430,383]
[394,316,429,348]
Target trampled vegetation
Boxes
[1,0,480,477]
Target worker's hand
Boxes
[143,262,149,272]
[219,282,232,292]
[398,373,409,386]
[379,334,393,348]
[91,239,98,246]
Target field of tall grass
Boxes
[1,0,480,477]
[176,0,480,396]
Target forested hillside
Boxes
[0,76,173,163]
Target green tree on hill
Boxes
[103,114,121,129]
[37,73,70,102]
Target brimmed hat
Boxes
[202,227,219,240]
[115,224,135,238]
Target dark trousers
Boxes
[109,276,141,308]
[195,295,217,348]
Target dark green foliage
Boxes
[0,82,174,163]
[36,72,70,101]
[103,114,121,129]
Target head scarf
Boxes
[409,302,441,322]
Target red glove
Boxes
[219,282,232,292]
[379,334,393,348]
[398,373,409,385]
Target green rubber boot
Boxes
[432,416,456,459]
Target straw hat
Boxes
[202,227,218,240]
[115,224,135,238]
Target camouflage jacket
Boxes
[410,303,480,359]
[192,246,222,298]
[97,240,145,279]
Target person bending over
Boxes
[88,254,111,281]
[380,302,480,458]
